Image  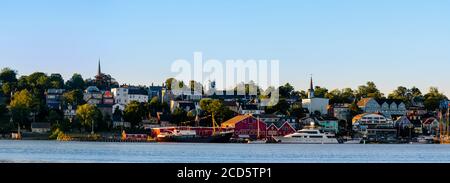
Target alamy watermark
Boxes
[170,52,280,106]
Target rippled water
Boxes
[1,140,450,163]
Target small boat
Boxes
[274,129,339,144]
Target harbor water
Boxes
[1,140,450,163]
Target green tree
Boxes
[200,98,228,125]
[65,73,86,91]
[113,106,123,122]
[0,104,11,132]
[123,101,145,128]
[49,74,65,89]
[63,89,84,105]
[76,104,96,134]
[47,109,63,125]
[424,87,448,111]
[314,86,328,98]
[356,81,384,99]
[10,90,33,128]
[0,68,18,83]
[171,107,188,125]
[279,83,295,99]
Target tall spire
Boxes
[97,58,101,76]
[308,75,315,99]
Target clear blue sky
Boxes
[0,0,449,96]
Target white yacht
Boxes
[275,129,339,144]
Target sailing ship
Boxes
[156,114,234,143]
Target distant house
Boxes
[254,113,280,124]
[83,86,103,105]
[221,115,267,140]
[170,100,198,113]
[329,103,351,122]
[357,98,407,119]
[148,84,164,100]
[31,123,51,133]
[112,86,148,112]
[46,89,65,109]
[239,103,264,115]
[223,101,240,113]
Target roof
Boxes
[358,98,405,107]
[377,99,404,106]
[86,86,101,93]
[241,104,258,110]
[254,113,279,119]
[357,98,373,106]
[31,123,51,129]
[128,88,148,95]
[221,115,253,128]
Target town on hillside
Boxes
[0,62,449,144]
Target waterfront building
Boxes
[31,123,51,133]
[352,113,397,141]
[422,117,440,135]
[45,89,65,110]
[357,98,407,119]
[302,77,329,115]
[394,116,414,138]
[221,115,267,140]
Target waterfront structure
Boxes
[352,113,397,141]
[111,86,149,112]
[265,121,296,136]
[394,116,414,138]
[31,123,51,133]
[221,115,267,140]
[302,77,329,115]
[357,98,407,119]
[422,117,440,135]
[45,89,65,109]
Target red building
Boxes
[221,115,267,140]
[266,124,278,136]
[277,122,296,136]
[265,121,297,137]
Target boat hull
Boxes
[158,132,233,143]
[275,137,339,144]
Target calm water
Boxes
[0,140,450,163]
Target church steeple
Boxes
[308,75,315,99]
[97,59,102,76]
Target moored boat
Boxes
[274,129,339,144]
